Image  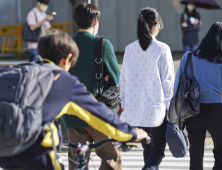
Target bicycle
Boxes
[63,137,151,170]
[2,137,151,170]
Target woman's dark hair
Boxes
[74,3,101,29]
[194,22,222,63]
[38,29,79,67]
[37,0,50,5]
[137,7,163,51]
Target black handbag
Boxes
[95,37,122,110]
[168,52,200,129]
[22,11,41,42]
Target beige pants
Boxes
[67,127,122,170]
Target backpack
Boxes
[0,63,55,157]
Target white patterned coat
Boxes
[119,37,175,127]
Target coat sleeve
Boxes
[103,39,120,87]
[181,13,201,33]
[55,78,137,142]
[119,46,129,108]
[159,46,175,110]
[181,14,195,33]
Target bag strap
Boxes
[184,52,192,72]
[190,54,194,77]
[95,36,104,93]
[178,52,194,130]
[33,10,38,23]
[178,102,182,130]
[178,52,190,130]
[46,123,57,170]
[184,52,194,77]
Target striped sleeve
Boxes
[55,78,137,142]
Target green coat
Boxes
[61,31,120,129]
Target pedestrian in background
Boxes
[117,7,174,170]
[175,22,222,170]
[181,2,201,54]
[27,0,53,62]
[61,3,121,170]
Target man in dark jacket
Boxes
[61,3,122,170]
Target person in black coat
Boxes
[181,2,202,54]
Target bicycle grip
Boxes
[140,137,151,144]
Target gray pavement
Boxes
[57,148,214,170]
[0,60,27,65]
[0,147,214,170]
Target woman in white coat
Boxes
[117,7,175,170]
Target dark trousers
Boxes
[139,115,167,170]
[186,104,222,170]
[139,128,151,164]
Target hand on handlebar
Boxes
[134,128,149,142]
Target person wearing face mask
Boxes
[117,7,175,170]
[181,2,202,54]
[26,0,53,62]
[61,3,121,170]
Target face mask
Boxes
[187,4,195,11]
[40,4,48,12]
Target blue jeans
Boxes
[29,49,38,62]
[183,44,197,54]
[141,115,167,170]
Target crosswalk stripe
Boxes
[0,150,214,170]
[58,155,214,162]
[57,150,214,170]
[58,151,214,157]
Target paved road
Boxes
[57,148,214,170]
[0,147,214,170]
[0,60,27,65]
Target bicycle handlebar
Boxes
[139,137,151,145]
[63,136,151,150]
